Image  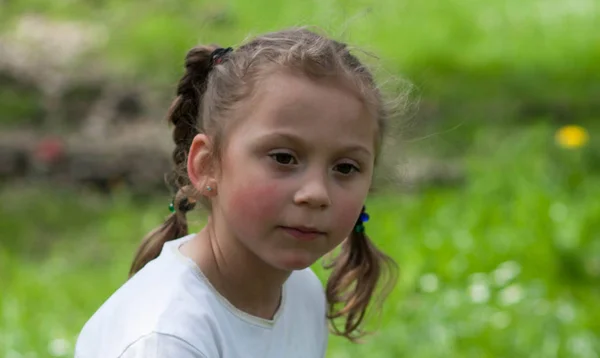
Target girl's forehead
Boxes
[232,71,378,151]
[252,72,370,124]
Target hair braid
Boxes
[129,45,219,277]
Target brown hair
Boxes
[129,27,398,341]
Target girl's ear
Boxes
[187,134,218,197]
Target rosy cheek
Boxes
[219,145,285,224]
[226,180,286,225]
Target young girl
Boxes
[75,27,398,358]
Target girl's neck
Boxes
[180,217,290,320]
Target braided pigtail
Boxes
[129,45,228,277]
[324,206,398,341]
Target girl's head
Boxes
[131,27,397,341]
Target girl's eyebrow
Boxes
[256,132,373,157]
[257,132,305,148]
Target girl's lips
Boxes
[279,226,325,241]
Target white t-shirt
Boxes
[75,234,329,358]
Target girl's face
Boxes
[213,71,378,271]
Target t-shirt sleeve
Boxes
[119,332,208,358]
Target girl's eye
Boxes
[335,163,360,175]
[269,152,297,165]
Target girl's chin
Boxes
[270,252,318,271]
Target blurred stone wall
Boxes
[0,15,464,194]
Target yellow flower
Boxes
[555,125,589,149]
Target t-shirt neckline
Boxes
[165,234,287,329]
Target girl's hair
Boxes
[129,27,398,341]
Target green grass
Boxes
[1,0,598,124]
[2,123,599,357]
[4,0,597,74]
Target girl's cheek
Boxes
[226,179,287,225]
[334,196,365,235]
[220,149,285,225]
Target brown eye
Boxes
[269,152,297,165]
[335,163,360,175]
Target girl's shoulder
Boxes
[76,235,222,357]
[76,238,327,358]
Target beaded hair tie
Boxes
[354,206,370,233]
[210,47,233,66]
[169,197,195,214]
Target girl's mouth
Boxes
[279,226,325,241]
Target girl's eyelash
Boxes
[334,162,361,174]
[267,152,361,174]
[268,152,297,165]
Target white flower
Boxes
[48,338,70,357]
[469,272,488,283]
[419,273,439,293]
[493,261,521,287]
[556,303,576,323]
[567,334,596,357]
[468,282,490,303]
[498,284,524,306]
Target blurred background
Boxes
[1,0,599,357]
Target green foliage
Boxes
[1,0,598,117]
[0,75,44,126]
[2,124,599,357]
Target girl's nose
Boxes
[293,172,331,209]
